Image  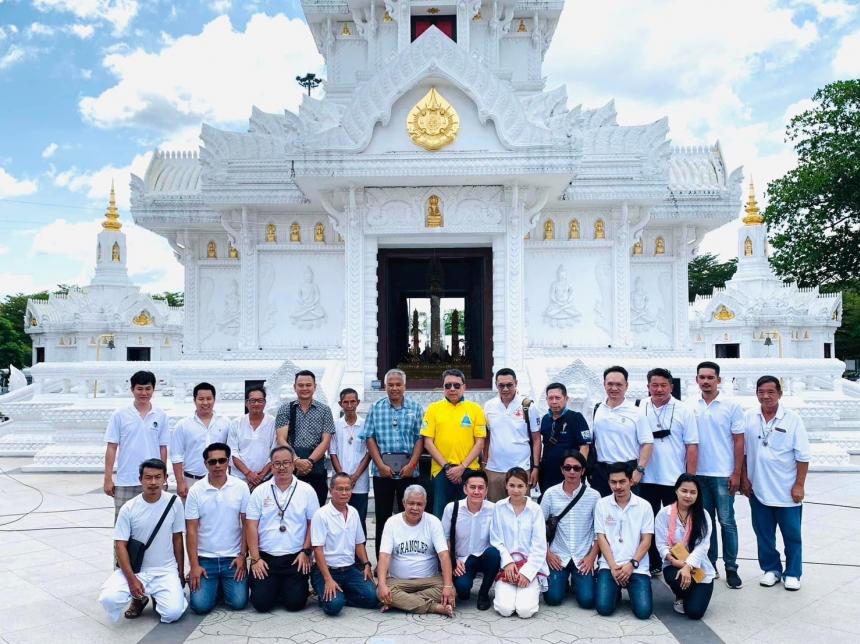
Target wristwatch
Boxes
[635,465,645,474]
[307,456,316,465]
[630,558,640,569]
[302,547,313,556]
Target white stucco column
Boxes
[613,203,632,347]
[184,231,199,355]
[674,226,691,350]
[496,185,526,380]
[342,188,366,395]
[239,207,257,351]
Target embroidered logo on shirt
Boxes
[581,429,592,441]
[461,415,473,427]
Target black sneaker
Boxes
[726,569,742,589]
[476,593,492,611]
[650,566,662,577]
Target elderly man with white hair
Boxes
[376,485,456,616]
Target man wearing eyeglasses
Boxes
[185,442,250,614]
[245,445,320,612]
[228,385,277,490]
[482,368,542,501]
[421,369,487,518]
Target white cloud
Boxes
[0,272,40,297]
[0,45,27,71]
[32,0,138,35]
[41,142,59,158]
[833,30,860,76]
[0,167,38,197]
[27,22,56,38]
[68,23,96,39]
[53,151,152,210]
[0,243,9,255]
[792,0,857,24]
[79,13,323,132]
[210,0,232,12]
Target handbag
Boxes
[545,484,587,545]
[126,494,177,574]
[448,498,460,567]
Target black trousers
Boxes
[298,472,328,508]
[371,476,415,557]
[590,459,639,497]
[250,552,309,613]
[639,482,678,569]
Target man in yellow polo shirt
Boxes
[421,369,487,518]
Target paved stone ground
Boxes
[1,456,858,644]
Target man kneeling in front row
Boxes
[98,458,187,622]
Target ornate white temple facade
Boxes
[1,0,858,471]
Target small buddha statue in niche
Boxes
[111,242,121,262]
[655,236,666,255]
[569,219,580,240]
[314,222,326,243]
[229,243,239,259]
[290,223,301,243]
[744,236,753,256]
[543,219,555,240]
[207,240,217,258]
[594,219,606,239]
[632,239,643,255]
[426,195,443,228]
[266,223,277,243]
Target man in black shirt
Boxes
[538,382,590,494]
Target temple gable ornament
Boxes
[714,304,735,321]
[407,87,460,151]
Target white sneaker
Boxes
[759,571,780,587]
[673,599,685,614]
[783,576,801,591]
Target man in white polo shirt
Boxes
[741,375,810,591]
[330,388,371,535]
[310,472,379,615]
[246,445,320,612]
[688,360,745,589]
[594,462,654,620]
[104,370,170,522]
[227,385,277,489]
[638,367,698,575]
[482,368,541,500]
[185,442,250,614]
[590,366,653,497]
[171,382,231,500]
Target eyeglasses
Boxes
[562,464,583,472]
[272,460,294,469]
[246,398,266,404]
[443,382,463,390]
[206,457,229,466]
[496,383,515,390]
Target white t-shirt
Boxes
[170,413,231,477]
[483,395,541,472]
[743,405,810,507]
[441,499,495,562]
[330,416,370,493]
[379,513,448,580]
[114,492,185,573]
[246,478,320,555]
[227,413,277,480]
[688,394,745,477]
[595,493,654,575]
[185,475,250,558]
[104,404,170,487]
[311,502,365,568]
[641,399,699,486]
[593,400,652,463]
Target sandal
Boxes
[124,596,149,619]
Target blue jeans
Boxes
[452,547,501,599]
[544,562,596,609]
[349,493,368,537]
[310,564,380,616]
[189,556,249,614]
[595,569,652,620]
[698,475,739,571]
[749,494,803,578]
[431,473,464,519]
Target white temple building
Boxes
[24,185,184,366]
[1,0,858,471]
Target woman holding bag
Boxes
[654,473,715,619]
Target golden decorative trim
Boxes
[407,87,460,151]
[427,7,440,14]
[383,11,393,23]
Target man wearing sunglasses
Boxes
[421,369,487,518]
[185,442,250,614]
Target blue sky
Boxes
[0,0,858,297]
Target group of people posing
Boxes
[98,362,810,626]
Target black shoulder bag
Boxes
[545,484,587,545]
[126,494,177,574]
[448,500,460,567]
[522,397,535,469]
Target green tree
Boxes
[764,80,860,287]
[835,286,860,362]
[152,291,184,307]
[687,253,737,302]
[443,309,465,335]
[0,292,45,369]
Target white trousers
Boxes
[493,577,540,619]
[98,569,188,623]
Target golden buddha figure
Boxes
[594,219,605,239]
[207,240,217,258]
[744,236,753,256]
[290,223,301,243]
[229,243,239,259]
[426,195,443,228]
[543,219,555,240]
[111,242,121,262]
[314,222,326,243]
[655,236,666,255]
[632,239,643,255]
[517,18,527,32]
[568,218,580,240]
[266,223,277,243]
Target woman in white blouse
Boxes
[654,473,715,619]
[490,467,548,618]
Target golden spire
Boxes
[742,178,763,225]
[102,180,122,231]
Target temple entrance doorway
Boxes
[377,248,492,389]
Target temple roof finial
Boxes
[742,177,763,225]
[102,180,122,231]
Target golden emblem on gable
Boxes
[714,305,735,321]
[133,310,154,326]
[407,87,460,151]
